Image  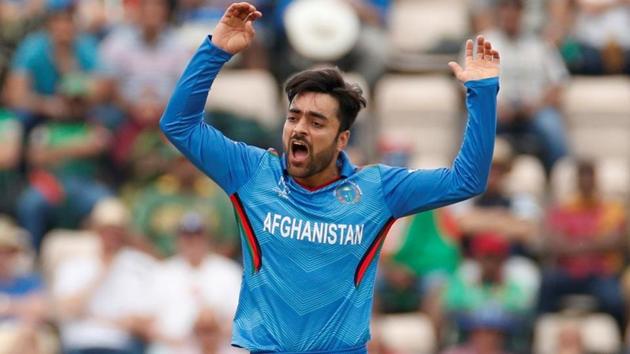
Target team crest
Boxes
[335,182,362,204]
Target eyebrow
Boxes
[289,107,329,121]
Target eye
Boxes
[286,116,297,123]
[312,121,323,128]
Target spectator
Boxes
[469,0,547,34]
[539,160,626,327]
[555,322,588,354]
[451,138,541,257]
[100,0,189,179]
[431,233,532,352]
[376,209,461,315]
[75,0,125,41]
[0,217,52,354]
[17,73,112,252]
[52,198,158,354]
[148,212,242,354]
[100,0,188,114]
[439,234,531,324]
[441,303,515,354]
[0,108,23,217]
[0,0,46,86]
[548,0,630,75]
[131,156,238,258]
[480,0,570,173]
[3,0,102,128]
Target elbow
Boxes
[470,182,488,197]
[159,113,171,136]
[459,176,487,199]
[453,168,488,199]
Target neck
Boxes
[579,193,598,206]
[101,244,122,259]
[187,257,204,268]
[143,28,160,44]
[53,40,72,51]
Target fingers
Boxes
[448,61,464,80]
[473,35,499,62]
[245,20,255,36]
[476,35,485,60]
[464,39,474,60]
[226,2,261,21]
[484,41,493,61]
[492,49,500,64]
[245,10,263,22]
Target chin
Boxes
[287,165,310,178]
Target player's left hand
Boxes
[449,35,500,83]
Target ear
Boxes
[337,130,350,151]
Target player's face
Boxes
[283,92,349,179]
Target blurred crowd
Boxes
[0,0,629,353]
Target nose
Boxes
[292,117,308,136]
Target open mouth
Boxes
[290,140,310,164]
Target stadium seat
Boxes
[570,127,630,161]
[40,229,100,282]
[375,74,461,161]
[381,125,459,162]
[563,76,630,161]
[342,72,371,124]
[175,23,217,55]
[0,322,59,354]
[563,76,630,119]
[550,158,630,203]
[387,0,469,71]
[505,155,547,202]
[375,75,459,123]
[205,69,280,128]
[374,313,436,353]
[533,313,621,354]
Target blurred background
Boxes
[1,0,629,353]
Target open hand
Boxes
[449,35,500,83]
[211,2,262,55]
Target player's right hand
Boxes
[211,2,262,55]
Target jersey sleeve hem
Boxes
[205,35,234,61]
[464,76,499,88]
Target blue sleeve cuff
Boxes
[464,76,499,88]
[205,35,234,62]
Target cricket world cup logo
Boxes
[335,181,362,205]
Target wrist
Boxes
[208,35,235,57]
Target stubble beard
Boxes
[287,136,339,179]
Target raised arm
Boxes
[159,2,265,195]
[381,36,500,218]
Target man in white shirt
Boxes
[149,212,242,354]
[481,0,570,173]
[52,198,158,354]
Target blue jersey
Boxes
[160,37,498,353]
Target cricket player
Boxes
[160,2,500,353]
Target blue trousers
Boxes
[17,177,111,252]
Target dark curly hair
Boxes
[284,67,367,132]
